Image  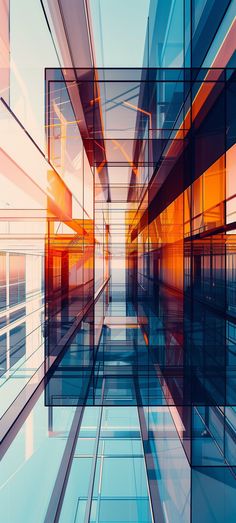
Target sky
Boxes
[90,0,150,67]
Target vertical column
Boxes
[0,0,10,104]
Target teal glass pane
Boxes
[59,457,93,523]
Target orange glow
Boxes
[123,100,153,133]
[90,96,101,106]
[112,139,139,176]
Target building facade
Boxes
[0,1,236,522]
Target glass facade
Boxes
[0,1,236,522]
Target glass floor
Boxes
[1,281,236,522]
